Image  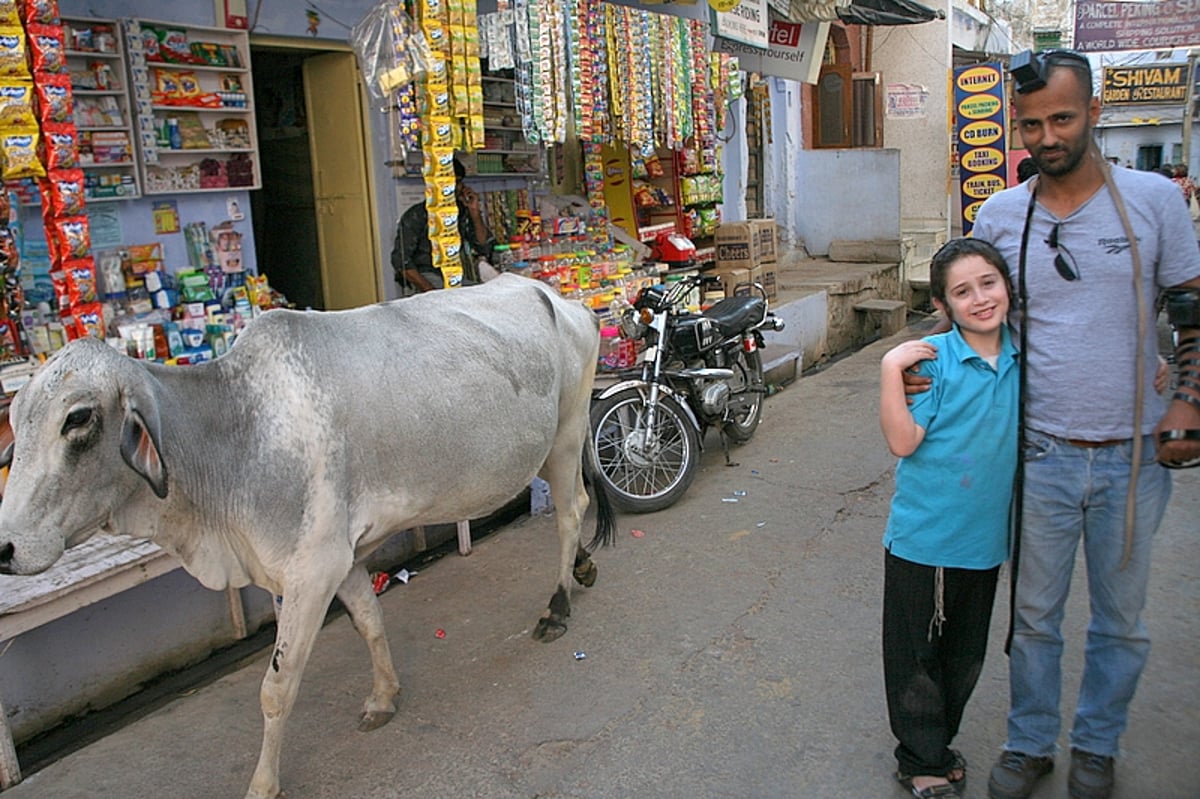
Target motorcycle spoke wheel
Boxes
[590,390,700,514]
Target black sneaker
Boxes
[987,750,1054,799]
[1068,749,1114,799]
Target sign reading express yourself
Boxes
[954,63,1007,236]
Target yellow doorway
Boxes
[250,39,382,310]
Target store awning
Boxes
[787,0,944,25]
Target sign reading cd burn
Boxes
[953,63,1007,236]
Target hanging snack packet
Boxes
[42,167,85,216]
[26,23,66,73]
[70,300,104,339]
[19,0,58,26]
[0,81,36,127]
[52,215,90,260]
[1,129,44,179]
[34,72,73,123]
[0,27,28,79]
[0,2,18,26]
[39,122,78,170]
[64,257,97,304]
[50,267,69,308]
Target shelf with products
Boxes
[633,148,683,242]
[473,66,544,181]
[123,19,260,194]
[61,16,141,201]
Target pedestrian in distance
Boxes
[1016,156,1038,183]
[907,48,1200,799]
[879,237,1019,799]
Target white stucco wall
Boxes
[872,7,953,236]
[793,148,902,255]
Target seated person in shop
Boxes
[391,157,496,293]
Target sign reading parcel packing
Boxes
[1074,0,1200,52]
[712,20,830,85]
[1102,64,1189,105]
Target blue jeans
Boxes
[1006,431,1171,759]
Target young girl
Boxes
[879,238,1018,798]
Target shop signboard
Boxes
[712,20,829,85]
[711,0,770,49]
[953,62,1007,237]
[1101,64,1189,105]
[1074,0,1200,52]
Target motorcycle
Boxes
[590,271,785,513]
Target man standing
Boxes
[967,50,1200,799]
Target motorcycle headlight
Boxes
[619,307,648,340]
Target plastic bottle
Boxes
[167,118,182,150]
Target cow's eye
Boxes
[62,408,92,433]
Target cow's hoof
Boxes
[573,560,598,587]
[532,617,567,642]
[358,709,396,732]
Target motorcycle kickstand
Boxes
[719,428,740,468]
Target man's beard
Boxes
[1032,130,1093,178]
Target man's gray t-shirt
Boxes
[973,165,1200,440]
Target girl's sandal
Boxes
[896,750,967,796]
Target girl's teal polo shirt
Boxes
[883,324,1019,569]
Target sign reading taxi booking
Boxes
[953,62,1007,236]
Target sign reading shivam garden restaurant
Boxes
[1102,64,1189,105]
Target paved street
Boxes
[5,326,1198,799]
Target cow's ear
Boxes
[120,408,168,499]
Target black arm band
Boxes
[1163,288,1200,329]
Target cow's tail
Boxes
[583,449,617,550]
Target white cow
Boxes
[0,274,615,799]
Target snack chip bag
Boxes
[155,68,182,98]
[0,81,35,127]
[177,71,200,97]
[424,147,456,180]
[0,28,28,79]
[0,2,18,27]
[42,167,85,216]
[1,130,44,180]
[34,73,72,123]
[19,0,58,26]
[64,258,97,304]
[27,23,66,73]
[52,215,90,260]
[71,300,105,339]
[140,26,161,61]
[39,123,78,170]
[157,28,191,63]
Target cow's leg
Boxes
[532,430,590,642]
[336,564,401,731]
[246,573,343,799]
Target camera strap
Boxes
[1006,180,1038,656]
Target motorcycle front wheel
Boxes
[589,389,701,513]
[722,348,765,444]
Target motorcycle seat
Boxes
[703,295,766,337]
